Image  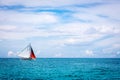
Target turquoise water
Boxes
[0,58,120,80]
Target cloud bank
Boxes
[0,0,120,58]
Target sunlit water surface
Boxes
[0,58,120,80]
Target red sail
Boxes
[30,47,36,59]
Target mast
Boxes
[30,44,36,59]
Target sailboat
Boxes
[18,44,36,60]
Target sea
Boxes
[0,58,120,80]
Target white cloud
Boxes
[85,50,95,56]
[54,53,62,57]
[67,1,120,25]
[0,11,58,24]
[8,51,13,56]
[7,51,16,57]
[84,3,120,21]
[0,25,53,39]
[113,44,120,49]
[65,38,77,44]
[116,51,120,55]
[52,22,119,45]
[0,0,104,7]
[0,25,17,31]
[73,12,100,22]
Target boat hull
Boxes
[21,57,35,60]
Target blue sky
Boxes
[0,0,120,58]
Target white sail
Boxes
[18,45,31,58]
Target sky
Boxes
[0,0,120,58]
